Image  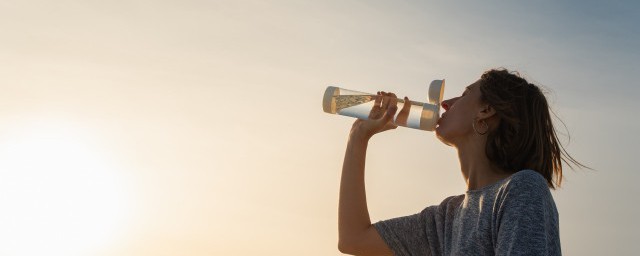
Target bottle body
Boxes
[323,80,445,131]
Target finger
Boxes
[368,92,383,119]
[401,96,411,112]
[386,93,398,112]
[380,91,392,111]
[396,96,411,126]
[373,91,382,108]
[386,93,398,122]
[378,101,398,126]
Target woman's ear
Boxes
[477,104,496,119]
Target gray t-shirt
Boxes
[373,169,560,256]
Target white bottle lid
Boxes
[428,80,445,105]
[420,80,445,131]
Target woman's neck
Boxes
[456,141,511,191]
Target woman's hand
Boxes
[350,91,411,140]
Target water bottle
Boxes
[322,80,445,131]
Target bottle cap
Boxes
[428,80,445,104]
[420,80,445,131]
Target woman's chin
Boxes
[435,124,444,136]
[435,126,454,146]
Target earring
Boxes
[472,118,489,135]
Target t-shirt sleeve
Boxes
[373,206,435,256]
[495,170,562,256]
[372,196,458,256]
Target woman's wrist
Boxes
[349,126,372,143]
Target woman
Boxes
[337,69,586,256]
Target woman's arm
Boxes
[338,92,409,255]
[338,133,392,255]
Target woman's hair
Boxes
[479,68,588,189]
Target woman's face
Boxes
[435,80,486,147]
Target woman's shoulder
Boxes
[496,169,559,219]
[499,169,553,200]
[506,169,549,189]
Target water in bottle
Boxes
[322,80,445,131]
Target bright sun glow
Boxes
[0,117,130,256]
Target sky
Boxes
[0,0,638,255]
